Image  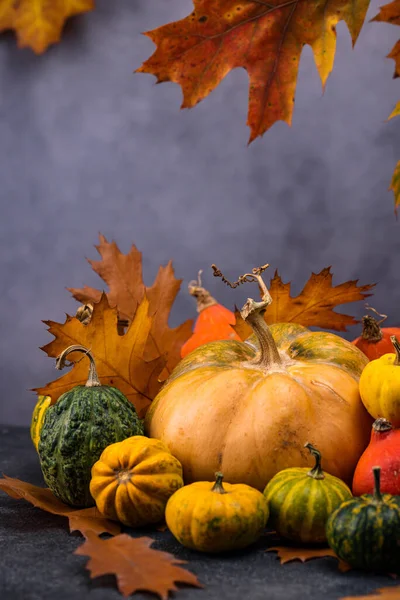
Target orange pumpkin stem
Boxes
[211,263,282,368]
[390,335,400,366]
[56,345,101,388]
[304,442,325,480]
[188,270,218,313]
[211,472,228,494]
[372,466,383,502]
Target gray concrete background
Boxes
[0,0,399,426]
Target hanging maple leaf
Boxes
[266,546,351,572]
[75,531,202,599]
[234,267,374,340]
[372,1,400,213]
[34,293,166,417]
[385,103,400,213]
[341,587,400,600]
[0,0,95,55]
[0,476,120,537]
[137,0,370,143]
[372,0,400,77]
[67,234,193,378]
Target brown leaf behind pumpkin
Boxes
[235,267,374,339]
[0,475,120,537]
[35,293,166,417]
[68,234,193,377]
[75,531,202,599]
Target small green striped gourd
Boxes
[38,345,144,508]
[263,443,352,543]
[30,395,51,451]
[326,466,400,574]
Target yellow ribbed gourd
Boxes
[90,436,184,527]
[359,335,400,427]
[263,443,352,544]
[165,472,269,553]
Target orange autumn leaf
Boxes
[181,272,240,357]
[68,234,193,377]
[372,0,400,77]
[0,475,120,537]
[234,267,374,340]
[0,0,94,54]
[341,587,400,600]
[137,0,370,143]
[75,531,202,599]
[266,545,351,572]
[389,160,400,213]
[35,293,165,417]
[372,1,400,213]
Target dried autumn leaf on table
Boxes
[35,293,165,418]
[234,267,374,340]
[0,476,120,537]
[75,532,202,599]
[341,587,400,600]
[0,0,94,54]
[266,546,351,572]
[68,234,193,378]
[137,0,370,143]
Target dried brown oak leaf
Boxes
[75,531,202,599]
[234,267,374,340]
[0,475,119,537]
[137,0,370,144]
[68,234,193,378]
[0,0,94,54]
[341,587,400,600]
[266,546,351,572]
[35,293,165,418]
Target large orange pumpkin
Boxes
[145,269,372,491]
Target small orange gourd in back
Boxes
[352,305,400,360]
[181,270,240,357]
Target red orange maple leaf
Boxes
[137,0,370,143]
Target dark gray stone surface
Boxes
[1,0,400,427]
[0,426,398,600]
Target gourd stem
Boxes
[188,270,218,313]
[373,418,393,433]
[212,263,282,368]
[55,345,102,387]
[390,336,400,366]
[305,442,325,480]
[372,466,382,502]
[361,316,383,343]
[211,472,227,494]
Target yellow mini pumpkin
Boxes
[359,335,400,427]
[165,472,269,553]
[30,395,51,451]
[90,436,184,527]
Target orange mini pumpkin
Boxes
[181,271,240,358]
[90,436,184,527]
[146,265,372,491]
[352,305,400,360]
